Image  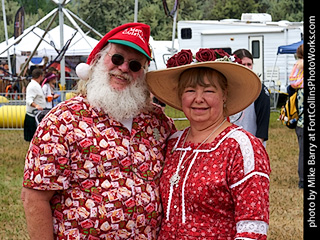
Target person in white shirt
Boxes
[24,68,46,141]
[229,49,270,148]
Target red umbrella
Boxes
[50,62,72,72]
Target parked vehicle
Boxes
[177,13,303,93]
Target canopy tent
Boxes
[270,40,304,86]
[0,24,99,74]
[44,24,99,56]
[0,1,102,91]
[268,40,303,109]
[277,40,304,55]
[0,26,52,58]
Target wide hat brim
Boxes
[146,61,261,116]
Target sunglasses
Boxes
[108,53,143,72]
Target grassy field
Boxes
[0,111,303,239]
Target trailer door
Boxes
[248,36,264,80]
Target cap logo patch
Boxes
[122,27,146,43]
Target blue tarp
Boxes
[30,57,43,64]
[277,40,303,54]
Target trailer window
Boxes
[251,40,260,58]
[181,28,192,39]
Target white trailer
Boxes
[177,14,303,93]
[149,37,179,71]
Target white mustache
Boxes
[108,69,132,83]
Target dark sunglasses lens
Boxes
[111,54,124,66]
[129,61,142,72]
[111,54,142,72]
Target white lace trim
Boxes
[229,130,255,175]
[236,220,268,235]
[169,130,184,141]
[181,152,199,223]
[166,150,187,221]
[230,171,270,189]
[195,127,241,153]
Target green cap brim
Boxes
[108,39,152,61]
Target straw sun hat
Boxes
[146,49,262,116]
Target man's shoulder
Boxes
[260,84,270,98]
[142,104,176,131]
[50,95,88,115]
[60,95,87,107]
[148,104,174,122]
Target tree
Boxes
[13,0,56,15]
[207,0,259,20]
[0,0,304,43]
[0,1,21,42]
[259,0,303,22]
[78,0,136,35]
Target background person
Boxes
[147,48,271,239]
[229,49,270,147]
[24,68,46,141]
[288,44,304,188]
[21,22,175,240]
[41,72,59,109]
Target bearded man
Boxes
[21,23,176,240]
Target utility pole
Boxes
[134,0,138,22]
[59,0,66,92]
[1,0,12,74]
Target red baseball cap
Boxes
[87,22,152,64]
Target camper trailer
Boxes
[177,13,303,93]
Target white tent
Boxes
[44,24,99,56]
[0,26,52,58]
[0,24,99,73]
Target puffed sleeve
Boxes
[23,102,74,191]
[227,129,271,240]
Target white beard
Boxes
[86,57,151,122]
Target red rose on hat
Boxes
[214,49,230,58]
[166,55,177,68]
[166,49,193,68]
[176,49,193,66]
[196,48,216,62]
[232,54,242,64]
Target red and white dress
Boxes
[159,125,271,240]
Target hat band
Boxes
[108,39,152,61]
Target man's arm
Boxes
[21,187,56,240]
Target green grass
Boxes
[266,112,303,239]
[0,130,29,239]
[0,110,302,239]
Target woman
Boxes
[229,49,270,147]
[41,72,59,109]
[146,49,271,239]
[289,44,304,188]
